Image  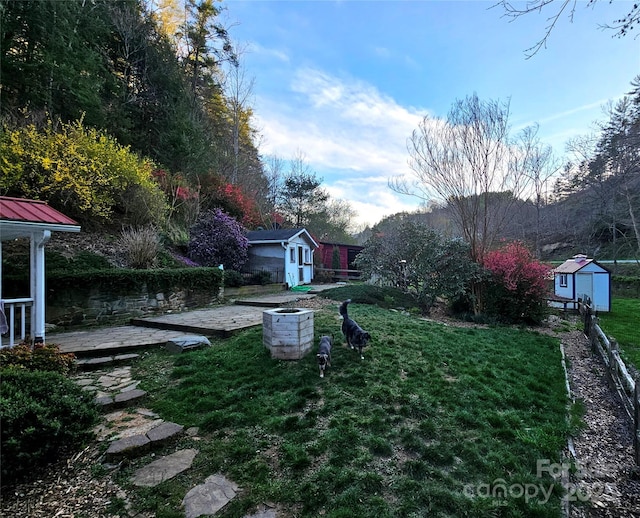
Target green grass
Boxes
[598,297,640,371]
[124,288,574,517]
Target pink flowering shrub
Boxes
[482,241,551,324]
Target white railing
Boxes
[1,298,34,348]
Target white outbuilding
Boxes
[552,254,611,312]
[245,228,318,288]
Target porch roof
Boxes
[0,196,81,240]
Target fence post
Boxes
[609,338,618,382]
[635,382,640,466]
[582,300,590,337]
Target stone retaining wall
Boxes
[46,283,286,329]
[46,285,223,328]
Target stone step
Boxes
[182,474,240,518]
[75,353,140,370]
[105,421,184,461]
[131,448,199,487]
[95,388,148,410]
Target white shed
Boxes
[245,228,318,287]
[552,254,611,312]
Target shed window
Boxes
[559,274,567,288]
[290,248,296,263]
[304,248,310,263]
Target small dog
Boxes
[317,335,332,378]
[339,299,371,360]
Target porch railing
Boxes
[1,298,34,348]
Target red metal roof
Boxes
[0,196,78,226]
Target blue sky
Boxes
[222,0,640,228]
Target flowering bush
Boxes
[187,209,249,271]
[198,174,262,228]
[483,241,551,324]
[0,342,76,375]
[0,119,167,227]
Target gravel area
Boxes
[1,309,638,517]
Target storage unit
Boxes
[246,229,318,288]
[552,254,611,312]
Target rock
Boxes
[166,335,211,353]
[146,422,184,444]
[113,388,147,407]
[182,474,239,518]
[131,449,198,487]
[105,434,150,459]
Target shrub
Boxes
[356,223,479,313]
[46,267,223,294]
[314,268,334,283]
[0,119,167,228]
[188,209,249,271]
[223,270,244,287]
[483,241,551,324]
[118,226,160,269]
[0,342,76,375]
[0,369,99,486]
[249,270,273,285]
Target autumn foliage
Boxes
[482,241,551,324]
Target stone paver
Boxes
[131,449,198,487]
[244,504,278,518]
[105,434,151,459]
[53,286,339,356]
[113,388,147,406]
[54,327,201,355]
[182,474,240,518]
[146,421,184,443]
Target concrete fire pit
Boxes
[262,308,314,360]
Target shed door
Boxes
[575,273,593,303]
[298,246,304,282]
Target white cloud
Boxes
[325,177,421,228]
[255,67,428,175]
[243,41,290,63]
[251,66,432,226]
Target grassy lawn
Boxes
[598,297,640,371]
[123,290,574,517]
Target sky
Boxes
[221,0,640,229]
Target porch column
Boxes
[30,230,50,343]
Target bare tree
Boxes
[515,124,560,257]
[221,42,255,185]
[493,0,640,57]
[390,94,534,263]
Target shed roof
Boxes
[246,228,318,248]
[553,255,609,274]
[0,196,80,240]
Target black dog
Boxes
[339,299,371,360]
[317,335,332,378]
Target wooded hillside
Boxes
[1,1,638,260]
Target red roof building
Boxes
[1,196,81,347]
